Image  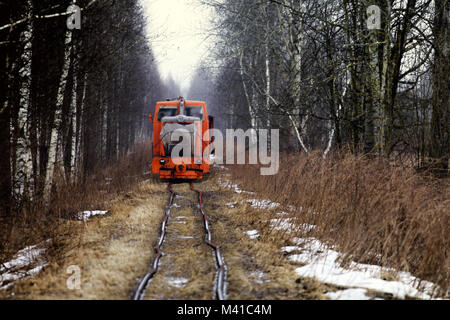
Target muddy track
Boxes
[133,182,227,300]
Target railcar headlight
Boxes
[160,159,166,165]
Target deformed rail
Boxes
[132,182,227,300]
[133,183,175,300]
[190,182,228,300]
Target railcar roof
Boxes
[156,100,205,105]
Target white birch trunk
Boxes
[43,30,73,203]
[239,51,258,146]
[69,70,78,181]
[265,31,271,150]
[263,88,309,154]
[14,0,34,200]
[323,75,351,158]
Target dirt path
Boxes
[1,168,332,300]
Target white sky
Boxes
[140,0,214,93]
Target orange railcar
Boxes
[149,97,213,180]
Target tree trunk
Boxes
[13,0,34,202]
[429,0,450,173]
[43,30,73,203]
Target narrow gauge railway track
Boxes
[132,182,227,300]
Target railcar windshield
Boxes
[157,106,178,121]
[185,106,204,120]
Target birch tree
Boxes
[429,0,449,172]
[13,0,34,201]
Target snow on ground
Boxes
[219,176,441,300]
[139,179,151,186]
[214,163,229,171]
[271,218,296,231]
[0,241,50,290]
[77,210,109,221]
[249,270,270,284]
[218,177,255,195]
[247,199,280,210]
[174,216,187,224]
[166,276,189,288]
[288,237,439,299]
[225,201,238,208]
[282,246,301,253]
[244,230,260,239]
[325,288,371,300]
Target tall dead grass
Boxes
[0,140,153,268]
[230,150,449,296]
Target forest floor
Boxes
[0,165,444,300]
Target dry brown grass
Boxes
[0,140,154,284]
[198,172,332,300]
[228,151,450,297]
[1,181,168,299]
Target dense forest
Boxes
[190,0,448,167]
[0,0,177,216]
[1,0,448,216]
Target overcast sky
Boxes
[140,0,214,93]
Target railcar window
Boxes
[185,106,204,120]
[157,107,177,121]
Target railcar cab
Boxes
[149,97,213,180]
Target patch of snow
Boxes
[299,223,316,234]
[172,203,181,208]
[0,241,50,290]
[218,178,255,195]
[275,211,289,216]
[290,237,439,300]
[225,202,238,208]
[249,270,269,284]
[77,210,109,221]
[244,230,260,239]
[325,288,370,300]
[247,199,280,210]
[139,179,150,186]
[215,164,229,171]
[282,246,300,253]
[270,218,295,231]
[173,215,186,224]
[178,236,195,240]
[166,277,188,288]
[270,219,316,234]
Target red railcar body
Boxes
[149,97,213,180]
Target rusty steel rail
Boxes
[190,183,228,300]
[133,182,227,300]
[133,183,175,300]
